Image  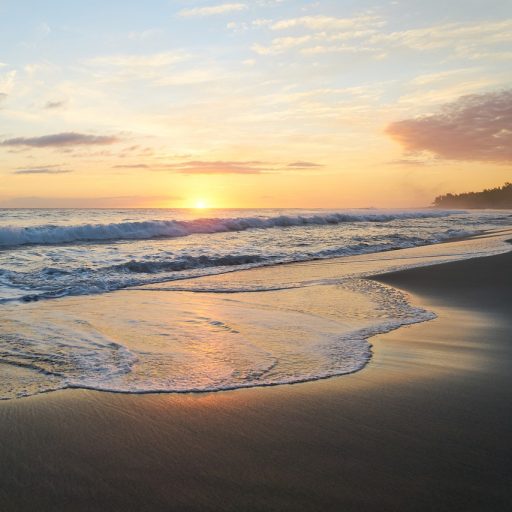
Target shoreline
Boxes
[1,245,512,510]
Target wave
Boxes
[0,279,436,400]
[0,210,456,247]
[110,254,266,273]
[0,226,482,304]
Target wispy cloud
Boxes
[113,164,149,169]
[111,160,266,174]
[0,132,120,148]
[387,159,432,167]
[300,44,377,56]
[271,14,384,31]
[254,16,512,60]
[409,69,479,86]
[13,167,72,175]
[370,20,512,52]
[0,195,180,208]
[252,35,313,55]
[287,161,323,168]
[178,3,247,17]
[253,14,385,55]
[386,89,512,163]
[166,160,267,174]
[112,160,324,174]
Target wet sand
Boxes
[1,251,511,511]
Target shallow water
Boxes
[0,222,510,400]
[0,280,432,399]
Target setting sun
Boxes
[194,200,207,209]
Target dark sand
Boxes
[1,252,511,511]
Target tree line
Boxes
[433,182,512,209]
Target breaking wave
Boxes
[0,211,456,247]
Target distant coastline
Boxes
[433,183,512,209]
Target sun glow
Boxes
[195,199,207,209]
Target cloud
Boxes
[0,132,120,148]
[370,20,512,53]
[0,195,180,208]
[110,159,325,174]
[113,164,149,169]
[386,90,512,163]
[167,160,267,174]
[253,15,384,55]
[114,160,325,174]
[254,16,512,60]
[44,101,65,109]
[178,3,247,17]
[300,45,377,56]
[387,159,431,167]
[409,69,477,86]
[287,161,323,168]
[252,35,313,55]
[271,14,384,31]
[13,167,72,175]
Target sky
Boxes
[0,0,511,208]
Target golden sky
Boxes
[0,1,511,208]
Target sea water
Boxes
[0,208,510,399]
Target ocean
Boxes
[0,208,511,399]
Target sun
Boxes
[194,199,207,209]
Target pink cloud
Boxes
[386,90,512,162]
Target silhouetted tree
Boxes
[433,183,512,209]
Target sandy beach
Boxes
[1,246,511,511]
